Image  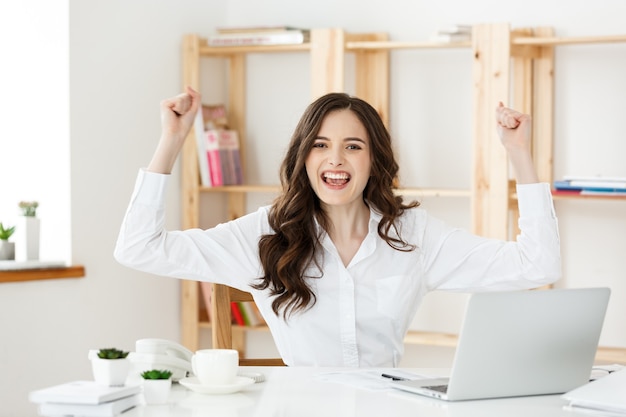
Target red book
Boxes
[230,302,246,326]
[205,130,223,186]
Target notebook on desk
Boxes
[563,368,626,414]
[392,287,610,401]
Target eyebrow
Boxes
[314,136,367,144]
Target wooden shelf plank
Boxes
[596,346,626,365]
[346,40,471,51]
[551,191,626,201]
[404,330,459,347]
[513,34,626,46]
[199,43,310,56]
[0,265,85,283]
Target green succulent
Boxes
[141,369,173,380]
[97,348,129,359]
[0,223,16,241]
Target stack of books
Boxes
[430,24,472,43]
[29,381,141,417]
[207,25,310,47]
[553,175,626,196]
[192,104,244,187]
[563,368,626,415]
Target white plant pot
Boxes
[142,379,172,405]
[15,216,40,261]
[0,241,15,260]
[91,358,130,386]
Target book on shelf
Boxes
[239,301,264,327]
[201,103,228,130]
[430,32,471,43]
[430,24,472,43]
[232,301,265,327]
[205,129,244,186]
[216,25,308,34]
[193,106,212,187]
[436,24,472,34]
[580,189,626,196]
[554,178,626,194]
[193,103,243,187]
[207,29,310,47]
[561,177,626,190]
[231,301,246,326]
[29,380,141,405]
[237,301,252,326]
[37,393,141,417]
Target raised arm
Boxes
[147,86,201,174]
[495,102,540,184]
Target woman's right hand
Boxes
[147,86,201,174]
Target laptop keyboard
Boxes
[425,384,449,393]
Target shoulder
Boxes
[370,204,429,238]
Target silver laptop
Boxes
[392,287,610,401]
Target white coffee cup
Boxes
[191,349,239,386]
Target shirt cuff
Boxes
[516,182,556,218]
[129,168,170,207]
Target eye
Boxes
[312,141,327,149]
[346,143,362,150]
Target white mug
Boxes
[192,349,239,385]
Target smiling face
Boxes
[305,109,372,210]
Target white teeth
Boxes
[324,172,350,180]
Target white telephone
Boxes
[129,338,193,381]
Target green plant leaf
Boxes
[0,223,16,240]
[97,348,129,359]
[140,369,173,380]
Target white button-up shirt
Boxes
[115,170,561,367]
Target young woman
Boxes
[115,87,560,367]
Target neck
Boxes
[322,200,370,245]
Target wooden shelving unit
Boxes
[180,24,626,363]
[180,28,393,352]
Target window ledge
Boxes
[0,265,85,283]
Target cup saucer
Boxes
[179,376,255,395]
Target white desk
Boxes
[124,367,584,417]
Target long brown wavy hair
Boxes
[253,93,419,319]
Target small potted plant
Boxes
[140,369,173,405]
[16,201,40,261]
[91,348,130,386]
[0,223,16,260]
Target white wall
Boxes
[1,0,625,415]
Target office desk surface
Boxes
[124,367,583,417]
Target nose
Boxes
[328,148,343,166]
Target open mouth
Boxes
[323,171,350,186]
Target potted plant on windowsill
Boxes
[90,348,130,386]
[16,201,40,261]
[140,369,173,405]
[0,223,16,260]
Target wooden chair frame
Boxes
[211,283,285,366]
